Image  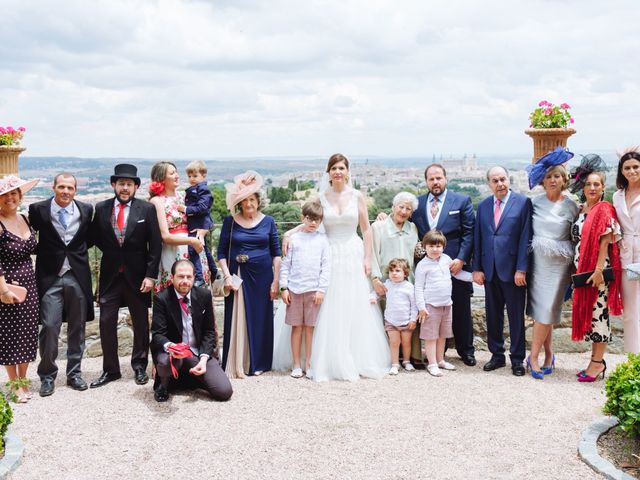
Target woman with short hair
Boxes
[218,171,282,378]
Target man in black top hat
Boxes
[90,164,162,388]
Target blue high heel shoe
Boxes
[541,354,555,375]
[526,356,544,380]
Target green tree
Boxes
[210,185,229,223]
[269,187,293,204]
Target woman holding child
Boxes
[283,153,390,381]
[149,161,209,293]
[525,148,578,379]
[218,171,282,378]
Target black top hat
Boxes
[110,164,140,186]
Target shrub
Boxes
[603,353,640,438]
[0,394,13,456]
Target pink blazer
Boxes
[613,189,640,266]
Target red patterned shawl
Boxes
[572,201,623,341]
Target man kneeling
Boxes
[151,259,232,402]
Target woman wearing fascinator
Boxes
[280,153,391,381]
[568,154,623,382]
[612,147,640,353]
[524,147,578,379]
[217,171,282,378]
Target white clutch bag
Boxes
[625,263,640,281]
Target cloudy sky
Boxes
[2,0,639,159]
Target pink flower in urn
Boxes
[538,100,550,107]
[560,103,570,109]
[570,117,574,124]
[544,107,553,115]
[18,127,25,132]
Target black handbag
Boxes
[571,267,614,288]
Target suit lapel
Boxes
[496,194,516,231]
[101,198,120,244]
[168,291,184,335]
[436,194,453,230]
[123,198,141,243]
[190,289,202,345]
[413,195,429,235]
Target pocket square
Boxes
[137,219,145,223]
[449,210,460,215]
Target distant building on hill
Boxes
[432,154,477,173]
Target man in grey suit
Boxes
[29,173,95,397]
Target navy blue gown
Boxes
[218,215,281,375]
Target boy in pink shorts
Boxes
[415,230,472,377]
[279,201,331,379]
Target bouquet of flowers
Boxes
[0,126,26,146]
[529,101,574,129]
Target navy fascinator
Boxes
[526,147,574,189]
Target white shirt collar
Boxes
[52,199,75,213]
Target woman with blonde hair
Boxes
[525,148,578,379]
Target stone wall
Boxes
[55,295,624,358]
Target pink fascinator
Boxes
[225,170,264,211]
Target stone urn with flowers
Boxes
[0,126,26,177]
[525,101,575,163]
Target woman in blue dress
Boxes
[218,171,281,378]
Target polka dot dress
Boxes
[0,218,38,365]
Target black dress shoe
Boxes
[154,385,169,402]
[409,358,426,370]
[461,355,477,367]
[483,358,506,371]
[134,368,149,385]
[512,363,526,376]
[66,376,88,391]
[39,378,55,397]
[90,372,122,389]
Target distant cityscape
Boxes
[17,151,621,208]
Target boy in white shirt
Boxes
[381,258,418,375]
[415,230,472,377]
[279,201,331,378]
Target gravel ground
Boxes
[4,351,623,480]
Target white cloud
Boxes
[1,0,639,158]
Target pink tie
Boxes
[494,199,502,226]
[430,197,439,220]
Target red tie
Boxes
[179,297,189,316]
[494,199,502,226]
[117,203,126,232]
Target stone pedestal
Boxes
[0,146,25,177]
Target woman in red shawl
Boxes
[569,155,623,382]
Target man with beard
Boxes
[411,164,476,367]
[151,260,232,402]
[90,164,162,388]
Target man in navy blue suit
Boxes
[472,166,532,376]
[412,164,476,366]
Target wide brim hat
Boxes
[110,163,140,186]
[225,170,264,211]
[0,175,39,197]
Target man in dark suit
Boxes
[472,166,532,376]
[151,259,232,402]
[90,164,162,388]
[29,172,94,397]
[411,164,476,366]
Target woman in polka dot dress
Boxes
[0,176,40,403]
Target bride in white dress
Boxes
[274,153,391,381]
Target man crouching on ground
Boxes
[151,259,232,402]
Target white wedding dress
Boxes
[273,190,391,381]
